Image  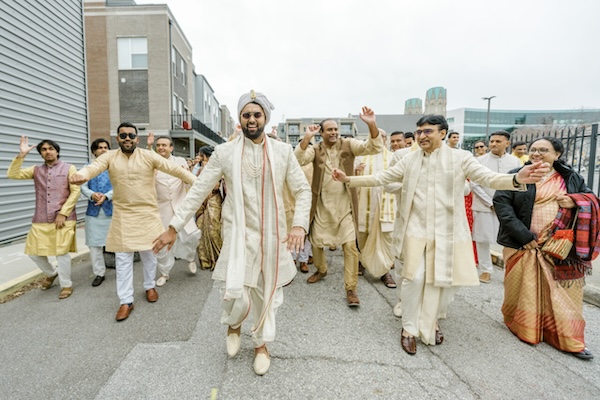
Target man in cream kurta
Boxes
[151,135,200,286]
[70,122,196,322]
[153,91,311,376]
[471,131,521,283]
[332,115,549,355]
[8,137,80,299]
[295,110,383,307]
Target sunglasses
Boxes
[474,146,485,149]
[241,112,263,120]
[118,132,137,140]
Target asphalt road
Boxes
[1,249,599,399]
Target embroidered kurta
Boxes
[80,171,113,247]
[169,137,311,288]
[76,148,196,253]
[295,135,383,247]
[349,145,523,287]
[8,158,79,255]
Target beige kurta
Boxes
[7,158,80,255]
[350,145,524,287]
[76,148,196,252]
[295,135,383,247]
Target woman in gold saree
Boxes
[195,146,223,270]
[493,137,595,360]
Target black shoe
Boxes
[92,275,105,287]
[573,348,594,360]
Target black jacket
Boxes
[493,161,592,249]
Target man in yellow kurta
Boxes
[70,122,196,321]
[8,137,80,300]
[332,115,550,355]
[295,109,383,307]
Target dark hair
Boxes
[36,140,60,158]
[531,137,565,161]
[198,145,214,158]
[404,132,414,140]
[117,122,138,134]
[155,136,174,146]
[416,115,448,132]
[489,130,510,141]
[91,138,110,153]
[448,132,460,138]
[390,131,405,138]
[319,119,337,133]
[512,141,527,148]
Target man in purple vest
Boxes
[8,137,80,299]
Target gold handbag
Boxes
[541,210,578,260]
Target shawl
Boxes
[548,193,599,281]
[360,149,396,231]
[404,145,456,286]
[228,134,280,337]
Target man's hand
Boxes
[515,161,550,184]
[305,124,320,137]
[55,214,66,229]
[359,106,376,126]
[146,132,154,149]
[332,168,350,183]
[18,136,35,158]
[152,227,177,253]
[69,173,88,185]
[355,163,366,176]
[556,194,576,209]
[283,226,306,254]
[93,193,107,206]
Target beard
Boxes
[242,125,264,141]
[118,141,137,154]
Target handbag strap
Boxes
[568,208,579,229]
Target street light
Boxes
[482,96,496,137]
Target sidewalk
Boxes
[0,225,89,295]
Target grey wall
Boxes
[0,0,89,244]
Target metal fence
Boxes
[512,123,600,196]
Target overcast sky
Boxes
[137,0,600,127]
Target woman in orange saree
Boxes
[494,137,595,360]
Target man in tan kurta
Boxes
[70,122,196,321]
[295,108,383,307]
[8,137,80,299]
[332,115,550,355]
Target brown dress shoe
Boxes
[346,290,360,307]
[380,272,397,288]
[146,288,159,302]
[479,272,491,283]
[307,271,326,284]
[40,274,58,290]
[401,330,417,355]
[116,304,134,321]
[435,329,444,345]
[299,262,309,273]
[307,256,313,264]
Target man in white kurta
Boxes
[153,91,311,376]
[333,115,549,355]
[295,111,383,307]
[70,123,196,322]
[151,135,200,286]
[471,131,521,283]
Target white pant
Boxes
[393,257,403,302]
[291,238,312,263]
[157,229,198,277]
[401,254,457,345]
[115,250,156,305]
[220,280,284,348]
[30,254,72,288]
[475,241,494,274]
[89,246,106,277]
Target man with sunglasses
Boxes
[473,140,487,157]
[152,90,311,376]
[471,131,521,284]
[70,122,196,321]
[331,115,550,355]
[295,107,384,307]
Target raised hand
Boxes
[19,136,35,158]
[305,124,320,137]
[359,106,376,126]
[146,132,155,148]
[516,161,551,184]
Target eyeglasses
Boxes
[528,148,550,154]
[474,146,485,149]
[118,132,137,140]
[241,112,263,120]
[414,129,436,135]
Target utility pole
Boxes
[482,96,496,137]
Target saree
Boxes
[502,171,586,353]
[195,185,224,271]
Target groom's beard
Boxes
[242,126,264,141]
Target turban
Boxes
[237,90,275,124]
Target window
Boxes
[340,123,352,135]
[172,95,177,113]
[171,48,176,76]
[180,60,186,85]
[117,37,148,69]
[288,124,299,135]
